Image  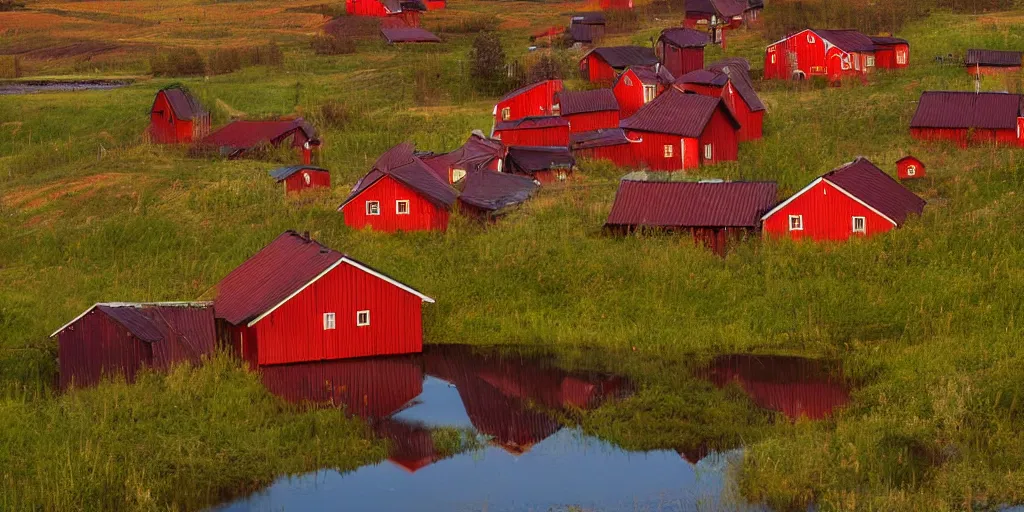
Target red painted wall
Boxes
[910,127,1019,148]
[679,82,762,142]
[874,44,909,69]
[620,131,698,170]
[613,69,665,118]
[148,91,209,144]
[765,30,873,81]
[346,0,389,16]
[284,169,331,194]
[563,110,620,133]
[967,65,1022,76]
[581,54,618,83]
[342,175,450,232]
[493,125,571,147]
[251,262,424,366]
[657,42,704,78]
[58,310,151,389]
[763,180,895,242]
[897,157,926,180]
[424,0,445,9]
[699,106,739,164]
[495,80,563,124]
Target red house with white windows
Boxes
[269,165,331,194]
[555,89,620,133]
[676,58,765,142]
[492,116,571,147]
[910,91,1024,148]
[896,156,925,180]
[148,86,210,144]
[656,28,708,78]
[761,158,926,242]
[871,37,910,70]
[613,65,674,118]
[214,231,433,367]
[765,29,909,81]
[339,143,458,232]
[580,46,658,83]
[493,80,563,125]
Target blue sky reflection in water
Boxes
[214,346,847,511]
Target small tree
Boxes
[469,31,507,94]
[528,54,563,83]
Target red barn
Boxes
[761,157,926,242]
[493,80,563,125]
[492,116,571,147]
[269,165,331,194]
[909,91,1024,148]
[51,302,215,389]
[148,86,210,144]
[201,118,320,163]
[965,49,1022,76]
[504,145,576,183]
[656,28,708,78]
[896,156,926,180]
[422,133,505,184]
[569,12,606,44]
[613,65,675,119]
[619,88,740,171]
[604,180,777,256]
[871,37,910,69]
[765,29,881,81]
[555,88,620,133]
[677,58,765,142]
[580,46,658,83]
[339,143,457,232]
[214,230,434,367]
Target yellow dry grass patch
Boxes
[3,173,137,212]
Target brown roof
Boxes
[505,146,576,173]
[965,49,1022,67]
[620,88,738,137]
[678,69,730,87]
[586,46,658,69]
[605,180,778,228]
[822,158,926,225]
[910,91,1022,130]
[658,28,709,49]
[556,89,619,115]
[870,36,908,47]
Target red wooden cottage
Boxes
[214,230,434,367]
[765,29,883,81]
[422,133,505,184]
[458,170,539,219]
[656,28,708,78]
[613,65,675,119]
[909,91,1024,147]
[269,165,331,194]
[493,80,563,125]
[965,49,1022,76]
[677,58,765,142]
[555,88,620,133]
[619,88,740,171]
[339,143,457,232]
[505,145,576,183]
[148,86,210,144]
[761,157,926,242]
[492,116,571,147]
[605,180,777,255]
[580,46,658,83]
[201,118,320,163]
[569,12,606,45]
[896,156,926,180]
[871,37,910,69]
[51,302,215,389]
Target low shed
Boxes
[555,88,620,133]
[909,91,1023,147]
[505,146,576,183]
[896,156,926,180]
[581,46,658,83]
[270,165,331,193]
[148,86,210,144]
[201,118,320,163]
[965,49,1022,75]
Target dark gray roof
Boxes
[269,165,329,182]
[707,58,765,112]
[966,49,1022,67]
[556,89,619,115]
[155,86,207,120]
[588,46,658,69]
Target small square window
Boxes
[852,216,866,234]
[356,310,370,327]
[866,56,875,67]
[703,144,713,160]
[663,145,673,158]
[501,107,511,121]
[323,312,336,330]
[366,201,380,216]
[789,215,804,231]
[396,200,410,215]
[451,168,466,183]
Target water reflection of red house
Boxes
[373,419,440,472]
[703,355,850,420]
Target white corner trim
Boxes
[760,177,823,221]
[340,258,435,304]
[759,177,897,227]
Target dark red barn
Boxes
[200,118,320,164]
[555,88,620,133]
[656,28,708,78]
[340,143,457,232]
[909,91,1024,148]
[619,88,740,171]
[965,49,1022,76]
[871,36,910,69]
[148,86,210,144]
[269,165,331,194]
[896,156,926,180]
[613,65,675,119]
[213,230,434,367]
[762,157,926,242]
[580,46,658,83]
[505,145,576,183]
[605,180,777,256]
[677,58,765,142]
[493,80,563,125]
[765,29,886,81]
[52,302,216,389]
[492,116,571,147]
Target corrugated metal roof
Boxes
[570,12,605,24]
[201,118,318,150]
[269,165,329,182]
[90,304,215,350]
[499,80,561,102]
[910,91,1022,130]
[381,27,441,43]
[870,36,908,47]
[342,142,458,209]
[659,28,709,49]
[459,171,538,212]
[505,146,576,173]
[685,0,747,16]
[678,69,729,87]
[493,116,569,131]
[707,58,765,112]
[570,128,633,149]
[556,89,619,115]
[605,180,778,228]
[629,65,675,86]
[823,158,926,226]
[587,46,658,69]
[965,49,1022,67]
[158,86,207,120]
[422,134,504,179]
[813,29,876,53]
[620,88,737,137]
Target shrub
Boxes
[150,48,206,77]
[0,0,25,11]
[469,31,508,94]
[318,100,353,128]
[527,53,566,83]
[207,42,285,75]
[310,34,356,55]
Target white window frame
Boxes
[896,52,906,65]
[623,76,633,87]
[852,216,866,234]
[303,172,311,185]
[770,53,777,64]
[703,143,713,160]
[451,168,467,182]
[366,201,380,216]
[807,34,815,44]
[643,85,657,103]
[396,199,410,215]
[356,310,370,327]
[866,55,875,67]
[788,215,804,231]
[501,107,510,121]
[323,312,336,330]
[906,165,917,177]
[663,144,674,158]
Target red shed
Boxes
[580,46,658,83]
[613,65,675,119]
[909,91,1024,148]
[871,36,910,69]
[492,116,571,147]
[269,165,331,194]
[762,157,926,242]
[765,29,883,81]
[555,88,620,133]
[148,86,210,144]
[214,230,434,367]
[505,145,576,183]
[52,302,215,389]
[896,156,926,180]
[656,28,708,78]
[677,58,765,142]
[493,80,563,125]
[604,180,777,256]
[965,49,1022,76]
[201,118,320,163]
[619,88,740,171]
[339,143,457,232]
[422,133,505,184]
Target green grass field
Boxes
[4,0,1024,509]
